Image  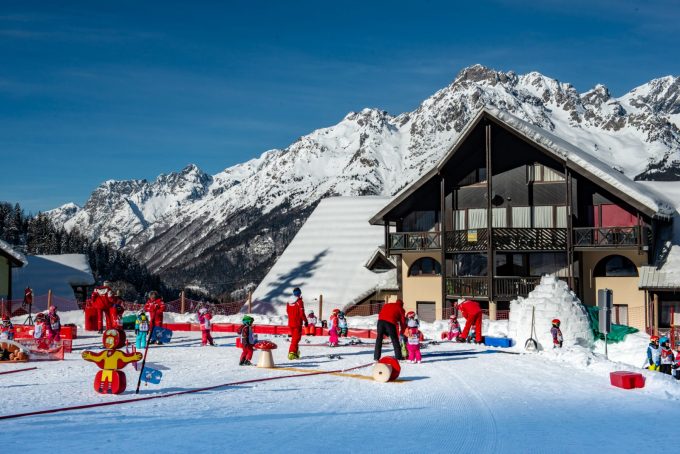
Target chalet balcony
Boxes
[446,276,577,300]
[445,228,567,252]
[389,232,441,252]
[573,226,647,249]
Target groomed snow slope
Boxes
[251,197,396,315]
[1,319,677,453]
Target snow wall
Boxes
[507,275,593,350]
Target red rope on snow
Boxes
[0,362,374,421]
[0,367,37,376]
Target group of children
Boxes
[647,335,678,378]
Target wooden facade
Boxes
[371,109,668,328]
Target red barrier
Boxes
[254,325,277,335]
[84,307,98,331]
[212,323,238,333]
[348,329,370,338]
[275,326,290,336]
[163,323,192,331]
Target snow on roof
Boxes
[251,196,396,316]
[484,106,673,218]
[0,239,27,266]
[12,254,95,308]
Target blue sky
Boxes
[1,0,679,212]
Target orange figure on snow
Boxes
[82,329,142,394]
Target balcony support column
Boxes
[489,300,497,321]
[440,174,447,320]
[485,123,494,304]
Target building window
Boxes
[458,167,487,187]
[527,163,565,183]
[451,254,487,276]
[495,253,527,276]
[408,257,442,276]
[403,210,439,232]
[593,255,638,277]
[529,253,568,276]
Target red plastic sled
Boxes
[610,371,645,389]
[378,356,401,381]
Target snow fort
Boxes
[507,275,593,350]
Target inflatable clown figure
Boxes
[82,329,142,394]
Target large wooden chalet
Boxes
[370,107,673,331]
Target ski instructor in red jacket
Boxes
[457,299,483,343]
[287,287,308,360]
[374,299,406,361]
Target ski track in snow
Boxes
[0,332,677,453]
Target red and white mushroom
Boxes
[253,341,277,368]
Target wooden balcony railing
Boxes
[389,232,441,251]
[445,277,489,298]
[573,226,645,248]
[494,277,541,299]
[445,229,489,252]
[494,228,567,251]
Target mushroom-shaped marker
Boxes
[253,340,277,368]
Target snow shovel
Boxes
[524,306,538,352]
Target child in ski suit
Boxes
[647,335,661,371]
[286,287,308,360]
[135,311,150,349]
[445,315,461,341]
[239,315,256,366]
[659,337,675,375]
[405,325,424,363]
[306,311,318,335]
[33,313,48,349]
[328,309,340,347]
[46,306,61,344]
[0,316,15,340]
[198,308,215,346]
[338,311,348,337]
[551,319,563,348]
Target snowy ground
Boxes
[2,312,679,453]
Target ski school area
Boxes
[1,278,680,453]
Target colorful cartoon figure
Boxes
[82,329,143,394]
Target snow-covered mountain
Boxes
[48,64,680,295]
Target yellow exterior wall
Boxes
[580,250,647,330]
[0,256,9,299]
[401,252,442,319]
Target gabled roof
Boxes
[0,239,27,267]
[364,246,396,270]
[370,106,673,224]
[250,196,396,316]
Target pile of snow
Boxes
[508,275,593,350]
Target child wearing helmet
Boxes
[443,315,461,341]
[134,310,150,349]
[551,319,563,348]
[647,336,661,371]
[46,306,61,344]
[306,311,318,336]
[338,311,348,338]
[239,315,256,366]
[33,312,48,349]
[406,311,419,328]
[405,324,425,363]
[328,309,340,347]
[659,337,674,375]
[198,307,215,346]
[0,315,14,341]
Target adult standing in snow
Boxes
[286,287,308,360]
[91,281,115,334]
[144,291,166,344]
[457,299,483,344]
[374,299,406,361]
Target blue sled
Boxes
[484,336,513,348]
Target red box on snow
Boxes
[347,329,371,339]
[610,371,645,389]
[84,307,98,331]
[60,325,78,339]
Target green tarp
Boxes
[586,306,638,343]
[122,314,137,330]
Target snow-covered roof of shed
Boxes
[0,239,27,266]
[12,254,95,308]
[251,197,397,316]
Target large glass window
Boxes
[453,210,466,230]
[533,206,553,228]
[492,207,507,228]
[451,254,488,276]
[468,209,487,229]
[529,253,568,276]
[512,207,531,228]
[495,253,527,276]
[408,257,442,276]
[593,255,638,277]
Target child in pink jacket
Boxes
[198,308,215,346]
[328,309,340,347]
[406,326,424,363]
